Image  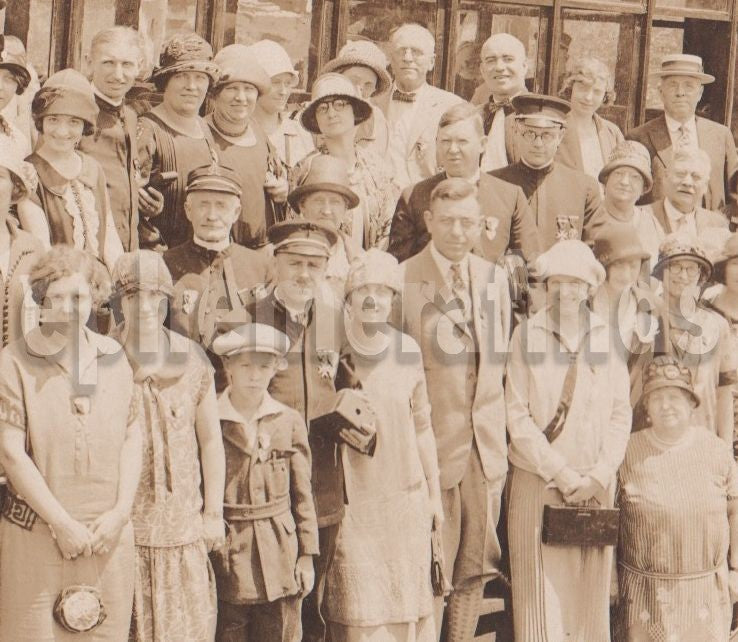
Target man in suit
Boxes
[626,53,738,212]
[389,101,540,264]
[383,23,463,188]
[400,178,511,641]
[490,94,601,251]
[476,33,530,171]
[648,147,728,240]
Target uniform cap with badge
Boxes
[268,220,338,258]
[512,93,570,128]
[185,162,243,197]
[212,322,291,358]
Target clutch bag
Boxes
[53,585,107,634]
[541,504,619,547]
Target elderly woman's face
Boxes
[121,289,168,336]
[664,258,701,300]
[214,81,259,123]
[315,97,356,138]
[569,76,607,117]
[646,387,693,432]
[546,275,589,316]
[0,69,19,111]
[605,167,645,207]
[42,273,93,328]
[259,72,297,115]
[348,283,394,325]
[42,115,85,153]
[163,71,209,116]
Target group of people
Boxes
[0,16,738,642]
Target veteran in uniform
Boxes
[490,94,601,250]
[400,177,511,641]
[164,163,271,385]
[239,220,344,642]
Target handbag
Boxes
[431,525,452,597]
[53,584,107,634]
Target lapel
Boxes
[557,124,583,171]
[650,199,670,233]
[647,115,673,170]
[467,255,486,350]
[504,114,518,164]
[594,114,616,164]
[405,85,438,155]
[222,419,253,455]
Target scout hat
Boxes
[534,239,605,288]
[247,40,298,80]
[598,140,653,193]
[651,54,714,84]
[300,73,372,134]
[213,44,271,96]
[592,226,650,269]
[288,153,360,212]
[320,40,392,97]
[652,232,712,282]
[711,233,738,284]
[0,41,31,94]
[33,69,99,132]
[345,248,402,297]
[186,162,242,197]
[112,250,175,299]
[268,220,338,258]
[212,322,291,357]
[151,32,220,90]
[639,355,700,408]
[512,93,570,127]
[0,145,32,204]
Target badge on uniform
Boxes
[484,216,499,241]
[555,215,580,241]
[316,349,339,380]
[181,289,199,315]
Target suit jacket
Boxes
[626,114,738,211]
[388,171,541,264]
[400,246,511,489]
[648,198,728,235]
[556,113,624,173]
[489,161,602,250]
[381,84,464,188]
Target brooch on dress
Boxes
[71,396,91,416]
[181,289,199,315]
[484,217,499,241]
[316,349,339,380]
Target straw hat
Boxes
[320,40,391,97]
[652,232,712,282]
[288,153,360,211]
[300,73,372,134]
[651,54,714,84]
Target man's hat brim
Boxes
[288,181,360,211]
[651,69,714,84]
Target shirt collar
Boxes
[429,241,469,283]
[273,285,314,325]
[665,112,696,134]
[447,169,481,184]
[663,196,695,221]
[92,84,123,107]
[218,387,284,424]
[193,235,231,252]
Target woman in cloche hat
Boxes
[616,355,738,641]
[112,250,225,641]
[505,239,631,640]
[138,32,221,251]
[323,249,443,641]
[27,68,124,271]
[291,72,399,252]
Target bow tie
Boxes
[392,89,417,103]
[482,98,514,135]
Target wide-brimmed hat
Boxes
[651,54,714,84]
[320,40,391,97]
[592,226,650,268]
[599,140,653,193]
[345,248,402,297]
[652,232,712,282]
[0,145,32,204]
[711,233,738,283]
[535,239,605,288]
[34,69,98,131]
[268,220,338,258]
[512,94,570,127]
[151,33,220,88]
[0,45,31,94]
[213,322,290,358]
[300,73,372,134]
[213,44,271,96]
[247,40,298,80]
[112,250,174,299]
[638,355,700,409]
[288,153,360,211]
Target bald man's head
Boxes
[479,33,528,100]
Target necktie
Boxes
[482,98,513,135]
[676,124,693,150]
[450,262,469,313]
[392,89,416,103]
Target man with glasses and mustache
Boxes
[383,23,463,189]
[627,54,738,212]
[490,94,601,251]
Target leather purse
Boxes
[541,502,619,547]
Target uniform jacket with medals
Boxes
[400,246,511,490]
[489,161,601,250]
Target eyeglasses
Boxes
[519,129,560,144]
[315,98,351,115]
[392,46,428,60]
[666,263,701,277]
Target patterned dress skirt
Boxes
[129,539,217,642]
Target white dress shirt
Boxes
[665,113,698,151]
[663,197,698,235]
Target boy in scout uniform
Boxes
[212,322,318,641]
[164,162,272,386]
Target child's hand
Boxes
[295,554,315,596]
[203,513,226,552]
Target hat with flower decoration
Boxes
[652,231,712,282]
[598,140,653,193]
[639,354,700,408]
[151,32,220,88]
[320,40,392,97]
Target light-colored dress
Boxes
[127,330,217,642]
[616,427,738,641]
[0,327,137,641]
[504,308,632,641]
[324,329,438,641]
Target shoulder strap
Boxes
[542,331,585,444]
